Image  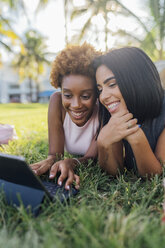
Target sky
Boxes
[2,0,148,61]
[23,0,147,53]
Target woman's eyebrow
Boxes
[62,88,93,92]
[81,89,93,93]
[62,88,71,91]
[103,76,115,85]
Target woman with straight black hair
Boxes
[93,47,165,177]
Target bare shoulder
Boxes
[50,91,62,106]
[49,91,66,123]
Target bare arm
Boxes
[48,92,64,157]
[97,139,124,176]
[125,127,165,177]
[97,110,139,176]
[30,92,65,173]
[50,126,97,182]
[30,92,80,189]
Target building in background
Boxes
[0,62,164,104]
[0,65,57,103]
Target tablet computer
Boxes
[0,153,78,215]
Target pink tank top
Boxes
[63,102,99,155]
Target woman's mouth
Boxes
[70,111,86,120]
[107,101,120,113]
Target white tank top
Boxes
[63,102,99,155]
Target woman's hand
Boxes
[97,109,140,176]
[124,125,142,144]
[98,110,138,147]
[49,158,80,190]
[30,155,56,175]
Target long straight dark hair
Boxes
[93,47,164,127]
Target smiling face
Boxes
[96,65,127,115]
[61,74,97,126]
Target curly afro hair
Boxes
[50,43,101,88]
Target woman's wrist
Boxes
[48,154,56,162]
[72,157,81,166]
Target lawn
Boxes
[0,103,165,248]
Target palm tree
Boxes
[70,0,165,57]
[64,0,69,45]
[0,16,18,52]
[107,0,165,60]
[0,0,23,56]
[71,0,110,50]
[71,0,150,51]
[13,30,50,102]
[142,0,165,60]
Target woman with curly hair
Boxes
[30,43,101,190]
[93,47,165,177]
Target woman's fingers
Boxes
[113,112,133,124]
[112,108,129,117]
[49,163,59,179]
[30,162,42,171]
[126,118,138,129]
[57,165,68,186]
[74,174,80,189]
[108,112,133,130]
[30,157,56,175]
[65,173,80,190]
[64,170,74,190]
[32,159,80,191]
[36,162,52,175]
[128,123,140,132]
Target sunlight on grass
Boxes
[0,103,165,248]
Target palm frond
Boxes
[112,29,142,43]
[0,40,13,51]
[115,0,155,46]
[71,8,88,20]
[78,17,92,42]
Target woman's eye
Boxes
[81,95,90,100]
[108,82,117,88]
[64,94,72,98]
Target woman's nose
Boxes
[71,97,82,108]
[99,87,110,103]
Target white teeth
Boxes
[108,102,119,110]
[71,111,83,117]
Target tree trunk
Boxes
[105,11,108,51]
[29,78,33,102]
[36,83,40,102]
[64,0,69,45]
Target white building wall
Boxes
[0,65,53,103]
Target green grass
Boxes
[0,103,165,248]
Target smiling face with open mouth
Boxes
[61,74,97,126]
[96,64,127,115]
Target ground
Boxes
[0,103,165,248]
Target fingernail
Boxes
[49,174,54,179]
[76,185,80,189]
[138,124,141,128]
[58,181,62,186]
[33,170,37,174]
[66,185,70,190]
